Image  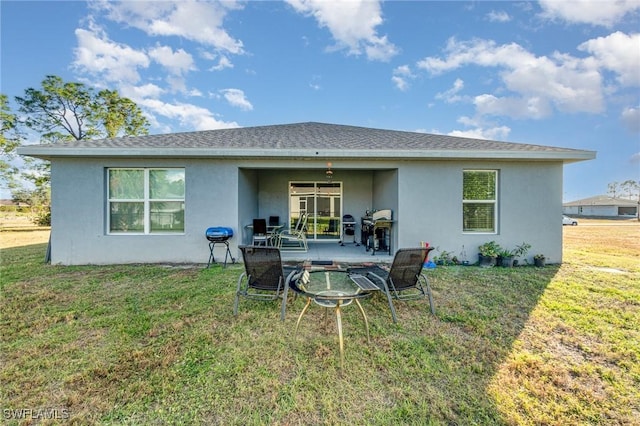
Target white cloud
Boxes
[435,78,465,103]
[456,116,480,128]
[621,106,640,133]
[417,38,531,74]
[209,55,234,71]
[73,26,149,83]
[449,115,511,140]
[285,0,398,61]
[138,98,239,130]
[579,32,640,87]
[391,76,408,91]
[219,88,253,111]
[474,94,553,119]
[538,0,640,27]
[391,65,414,91]
[165,75,188,94]
[147,45,197,93]
[92,0,244,54]
[417,37,605,118]
[486,10,511,22]
[423,115,511,141]
[448,126,511,140]
[120,83,165,100]
[148,45,196,76]
[364,35,399,62]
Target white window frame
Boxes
[462,169,498,234]
[288,181,343,240]
[107,167,185,235]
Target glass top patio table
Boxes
[292,261,377,371]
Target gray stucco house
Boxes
[563,195,638,217]
[18,122,595,265]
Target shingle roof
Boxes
[18,121,596,162]
[563,195,638,206]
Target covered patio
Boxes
[237,166,399,254]
[279,240,393,264]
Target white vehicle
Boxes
[562,215,578,226]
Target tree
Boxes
[0,94,22,189]
[15,75,149,143]
[94,89,149,138]
[620,180,639,199]
[607,180,640,200]
[10,76,150,225]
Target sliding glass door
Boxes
[289,182,342,240]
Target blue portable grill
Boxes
[205,227,235,267]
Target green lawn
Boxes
[1,225,638,425]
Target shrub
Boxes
[32,208,51,226]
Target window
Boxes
[463,170,497,233]
[108,168,185,234]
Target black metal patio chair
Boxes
[252,218,269,246]
[347,247,435,323]
[234,245,298,320]
[268,216,280,228]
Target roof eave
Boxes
[17,146,597,163]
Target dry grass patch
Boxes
[0,211,50,249]
[563,218,639,273]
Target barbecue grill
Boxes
[340,214,359,246]
[205,227,235,268]
[361,209,393,255]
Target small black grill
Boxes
[340,214,358,246]
[205,227,235,268]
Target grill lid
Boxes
[372,209,392,221]
[205,227,234,241]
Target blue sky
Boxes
[1,0,639,201]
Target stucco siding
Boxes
[396,162,460,252]
[499,161,563,263]
[395,161,563,263]
[564,205,618,216]
[50,158,239,265]
[49,156,565,265]
[238,168,258,245]
[50,159,105,264]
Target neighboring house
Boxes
[563,195,638,217]
[0,199,30,209]
[17,122,596,265]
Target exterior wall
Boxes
[50,157,565,265]
[395,161,564,264]
[563,206,580,215]
[563,205,623,216]
[371,169,399,249]
[50,158,239,265]
[238,168,258,245]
